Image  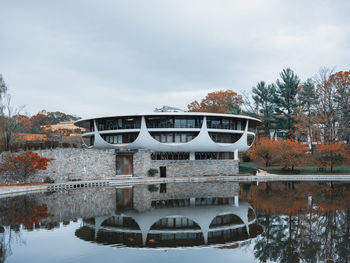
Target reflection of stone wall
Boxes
[0,188,117,226]
[132,182,239,212]
[42,188,116,222]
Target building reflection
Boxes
[75,183,262,248]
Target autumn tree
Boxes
[15,115,33,133]
[275,139,308,171]
[1,150,54,182]
[274,68,300,138]
[247,137,278,167]
[30,110,49,133]
[314,142,350,172]
[46,111,80,125]
[187,90,242,113]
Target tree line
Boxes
[0,74,81,152]
[187,68,350,172]
[188,68,350,145]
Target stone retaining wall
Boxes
[150,159,239,177]
[0,148,116,183]
[34,148,116,183]
[133,149,239,177]
[1,148,239,183]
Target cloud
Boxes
[0,0,349,118]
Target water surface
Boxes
[1,181,350,262]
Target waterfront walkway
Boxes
[2,174,350,197]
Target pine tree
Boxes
[274,68,300,138]
[252,81,276,136]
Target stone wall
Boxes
[132,149,239,177]
[133,149,151,177]
[0,148,116,183]
[150,159,239,177]
[0,148,239,183]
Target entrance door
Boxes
[116,154,133,175]
[160,166,166,177]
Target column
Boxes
[234,149,238,161]
[190,152,195,160]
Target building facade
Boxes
[75,113,260,177]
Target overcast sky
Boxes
[0,0,349,118]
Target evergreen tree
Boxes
[252,81,276,136]
[274,68,300,138]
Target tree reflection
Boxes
[241,182,350,262]
[0,194,53,263]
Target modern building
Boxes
[74,112,261,177]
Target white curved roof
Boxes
[75,112,261,126]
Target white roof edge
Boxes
[75,112,261,125]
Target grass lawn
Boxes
[239,161,350,175]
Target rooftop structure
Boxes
[74,112,260,154]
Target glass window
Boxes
[167,133,173,142]
[161,134,166,143]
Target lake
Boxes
[0,181,349,262]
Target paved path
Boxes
[2,174,350,197]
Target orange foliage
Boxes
[329,70,350,87]
[241,182,350,215]
[1,150,54,182]
[315,142,350,172]
[16,133,48,142]
[275,139,308,170]
[247,137,278,167]
[187,90,242,113]
[4,204,53,229]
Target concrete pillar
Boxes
[234,149,238,161]
[190,197,196,206]
[190,152,195,160]
[308,196,313,206]
[234,195,239,207]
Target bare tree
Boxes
[0,74,8,115]
[314,67,337,143]
[0,94,25,151]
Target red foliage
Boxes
[4,204,53,229]
[1,150,54,182]
[247,137,278,167]
[315,142,350,172]
[187,90,242,113]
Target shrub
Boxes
[148,185,159,192]
[148,168,158,177]
[314,142,350,172]
[1,150,55,183]
[242,153,251,162]
[44,176,55,183]
[62,142,70,148]
[247,137,279,167]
